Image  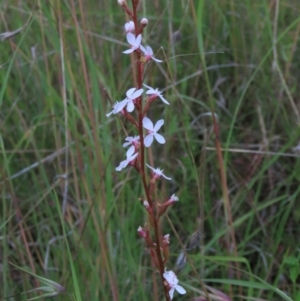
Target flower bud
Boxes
[158,194,179,217]
[162,234,170,263]
[140,18,148,26]
[118,0,125,6]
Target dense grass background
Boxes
[1,0,300,300]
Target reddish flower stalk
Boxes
[108,1,186,300]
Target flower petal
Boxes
[106,109,115,117]
[154,119,164,131]
[143,83,153,90]
[142,117,154,131]
[126,100,135,112]
[154,133,165,144]
[144,134,154,147]
[128,152,138,161]
[140,45,146,54]
[146,46,153,55]
[126,32,135,45]
[169,288,175,300]
[126,88,136,98]
[175,285,186,295]
[131,88,143,99]
[152,57,162,63]
[135,34,142,47]
[161,173,172,180]
[126,146,135,157]
[123,48,134,54]
[159,95,169,105]
[115,99,128,112]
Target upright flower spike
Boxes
[124,21,135,33]
[146,164,171,180]
[140,45,162,63]
[142,117,165,147]
[163,270,186,300]
[116,147,138,171]
[143,84,169,105]
[123,33,142,54]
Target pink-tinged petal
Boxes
[154,119,164,131]
[175,285,186,295]
[126,87,136,98]
[144,134,154,147]
[126,32,135,45]
[142,117,154,131]
[126,100,135,112]
[146,46,153,55]
[154,133,165,144]
[169,288,175,300]
[124,21,135,32]
[123,48,134,54]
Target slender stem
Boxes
[131,2,170,300]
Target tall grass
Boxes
[1,0,300,300]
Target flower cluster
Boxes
[107,2,186,300]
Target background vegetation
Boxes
[1,0,300,300]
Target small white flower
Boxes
[116,147,138,171]
[123,136,140,155]
[123,33,142,54]
[170,194,179,202]
[142,117,165,147]
[106,101,122,117]
[119,87,144,112]
[146,164,171,180]
[163,234,170,244]
[143,84,169,105]
[143,200,150,208]
[140,45,162,63]
[124,21,135,33]
[163,270,186,300]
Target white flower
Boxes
[123,33,142,54]
[124,21,135,33]
[123,136,140,155]
[116,147,138,171]
[140,45,162,62]
[143,84,169,105]
[163,270,186,300]
[170,194,179,202]
[118,87,143,112]
[106,101,122,117]
[146,164,171,180]
[142,117,165,147]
